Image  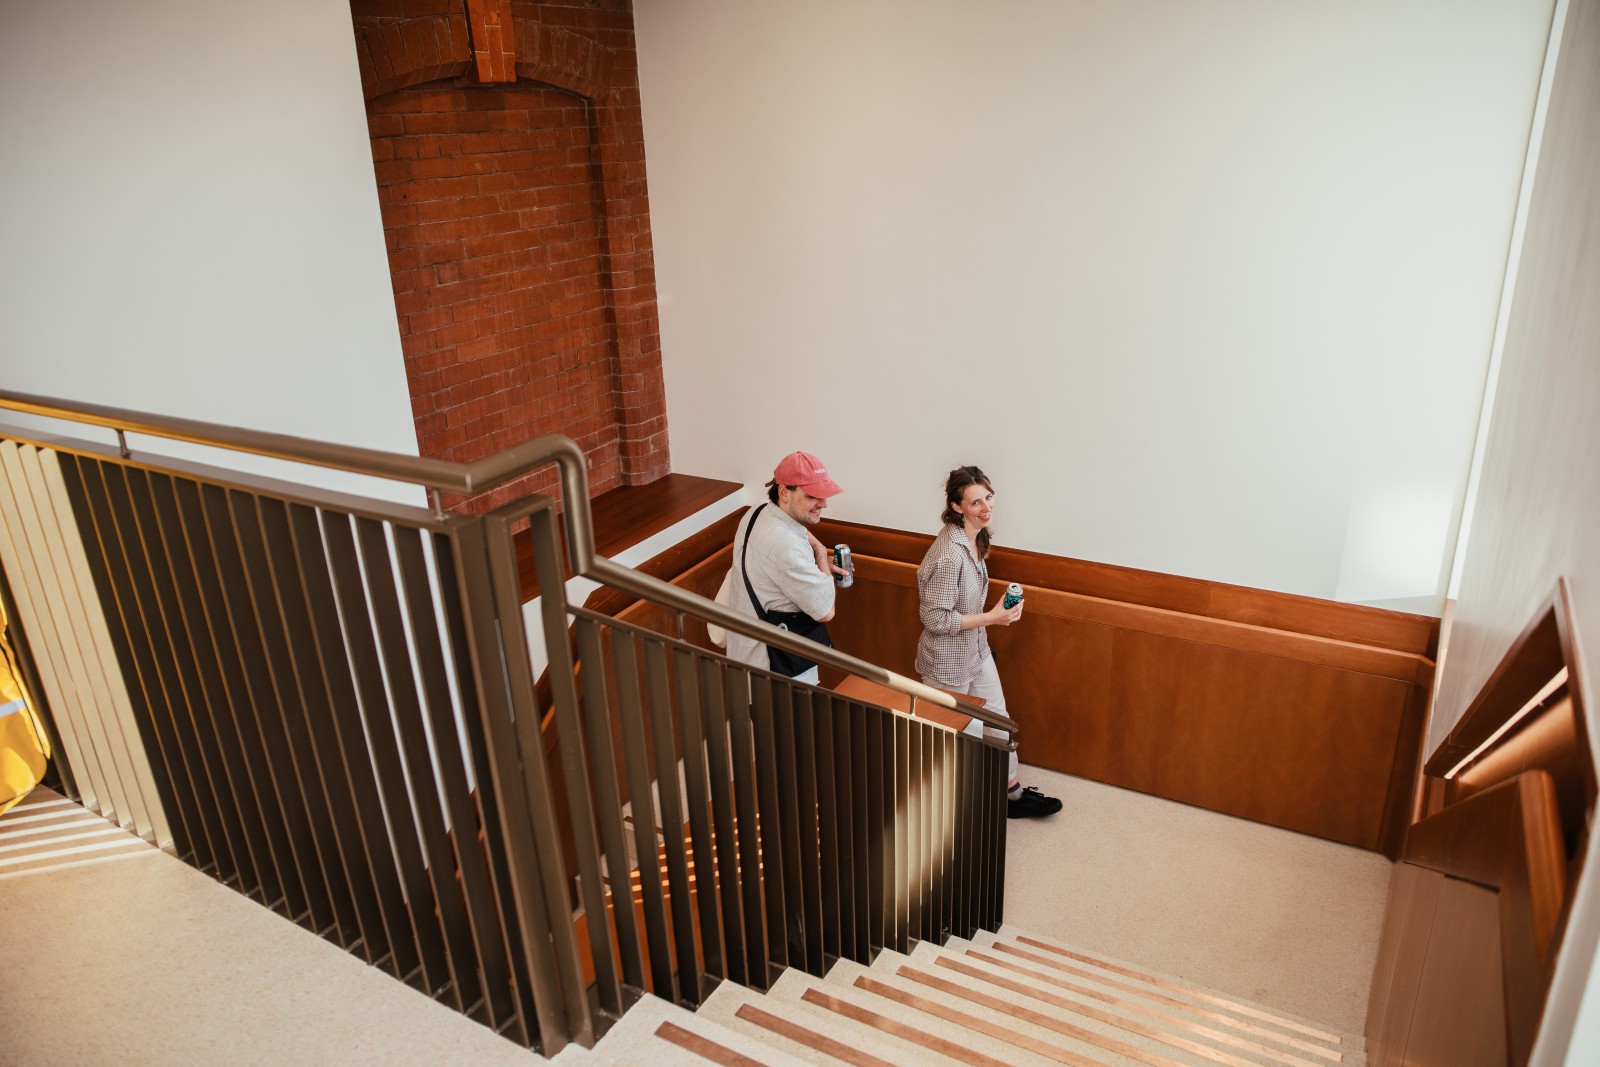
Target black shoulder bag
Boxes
[739,504,833,678]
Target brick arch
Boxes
[511,19,609,102]
[354,14,474,100]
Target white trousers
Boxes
[924,655,1019,786]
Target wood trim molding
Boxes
[857,555,1433,684]
[817,518,1440,658]
[1425,579,1591,790]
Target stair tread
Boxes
[784,959,1069,1067]
[700,978,934,1067]
[991,926,1364,1052]
[937,942,1359,1067]
[968,936,1359,1062]
[874,944,1353,1067]
[578,992,812,1067]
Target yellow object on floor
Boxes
[0,598,49,816]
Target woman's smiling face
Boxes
[953,482,994,528]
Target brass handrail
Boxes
[0,389,1014,737]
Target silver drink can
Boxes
[833,544,854,587]
[1003,581,1023,608]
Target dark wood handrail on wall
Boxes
[1367,580,1594,1067]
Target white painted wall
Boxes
[0,0,417,502]
[635,0,1554,608]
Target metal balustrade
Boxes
[0,389,1015,1056]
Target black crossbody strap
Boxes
[738,503,771,623]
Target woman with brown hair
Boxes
[916,465,1061,819]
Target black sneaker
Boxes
[1007,786,1062,819]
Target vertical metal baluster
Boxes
[792,687,824,975]
[934,726,947,940]
[966,738,982,939]
[725,666,770,988]
[429,530,527,1035]
[351,515,459,997]
[25,448,158,840]
[0,459,89,810]
[673,647,724,989]
[517,511,618,1027]
[979,744,995,931]
[321,515,432,979]
[952,736,968,940]
[171,477,301,911]
[0,446,121,825]
[612,631,676,1001]
[52,456,182,850]
[199,483,324,930]
[447,520,557,1051]
[574,616,646,997]
[992,748,1004,927]
[642,639,698,1004]
[865,705,885,956]
[815,693,842,963]
[395,520,505,1020]
[698,657,747,987]
[850,702,870,959]
[292,508,415,979]
[920,721,936,943]
[115,467,246,890]
[748,675,787,978]
[893,712,910,954]
[228,489,357,942]
[771,682,807,972]
[906,718,922,945]
[491,509,600,1045]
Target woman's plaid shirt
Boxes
[914,523,991,686]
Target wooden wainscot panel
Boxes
[1401,874,1507,1067]
[833,555,1428,850]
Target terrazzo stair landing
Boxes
[566,926,1363,1066]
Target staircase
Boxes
[0,394,1377,1066]
[551,926,1362,1067]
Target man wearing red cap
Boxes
[726,451,846,684]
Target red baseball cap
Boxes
[769,451,843,497]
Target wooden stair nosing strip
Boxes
[936,955,1307,1067]
[732,1002,901,1067]
[851,973,1115,1067]
[985,942,1342,1060]
[799,985,1013,1067]
[958,950,1340,1066]
[1012,935,1344,1045]
[653,1019,772,1067]
[890,964,1190,1067]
